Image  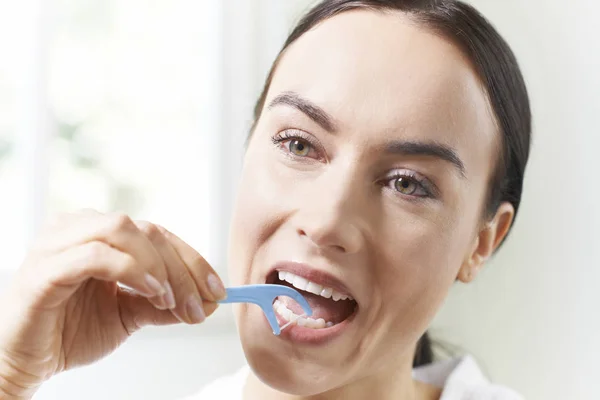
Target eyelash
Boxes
[380,171,436,199]
[271,130,437,200]
[271,129,324,160]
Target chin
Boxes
[235,304,348,396]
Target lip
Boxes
[271,306,358,345]
[262,260,359,345]
[267,261,356,300]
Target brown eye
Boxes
[289,139,310,156]
[394,177,417,195]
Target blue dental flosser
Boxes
[218,284,313,335]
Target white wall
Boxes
[1,1,597,399]
[432,1,600,399]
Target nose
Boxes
[293,173,365,255]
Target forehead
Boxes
[266,10,498,175]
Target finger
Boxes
[117,288,220,334]
[161,228,227,302]
[117,287,180,335]
[101,213,174,310]
[33,212,173,309]
[134,221,206,324]
[22,241,166,310]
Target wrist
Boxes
[0,358,39,400]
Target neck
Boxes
[243,355,441,400]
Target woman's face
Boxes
[228,10,509,396]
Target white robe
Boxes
[186,355,524,399]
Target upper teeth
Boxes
[278,271,353,301]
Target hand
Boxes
[0,210,226,397]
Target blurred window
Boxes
[0,0,222,272]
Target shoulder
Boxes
[413,355,524,400]
[182,366,249,400]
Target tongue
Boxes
[279,291,355,324]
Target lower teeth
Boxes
[274,299,335,329]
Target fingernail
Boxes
[151,296,168,310]
[207,274,226,300]
[163,281,176,309]
[144,274,166,296]
[185,295,206,324]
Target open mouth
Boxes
[266,269,358,330]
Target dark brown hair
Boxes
[250,0,531,366]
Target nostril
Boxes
[299,231,347,253]
[297,228,348,253]
[331,244,346,253]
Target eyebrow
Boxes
[267,92,466,178]
[267,91,338,133]
[385,140,466,178]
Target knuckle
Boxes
[84,241,106,259]
[108,212,134,233]
[138,221,162,240]
[150,259,167,278]
[187,253,208,270]
[155,224,168,235]
[117,254,137,274]
[171,268,192,288]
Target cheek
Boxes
[374,209,474,329]
[228,145,288,283]
[380,226,453,297]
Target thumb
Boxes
[116,288,219,334]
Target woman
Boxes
[0,0,531,399]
